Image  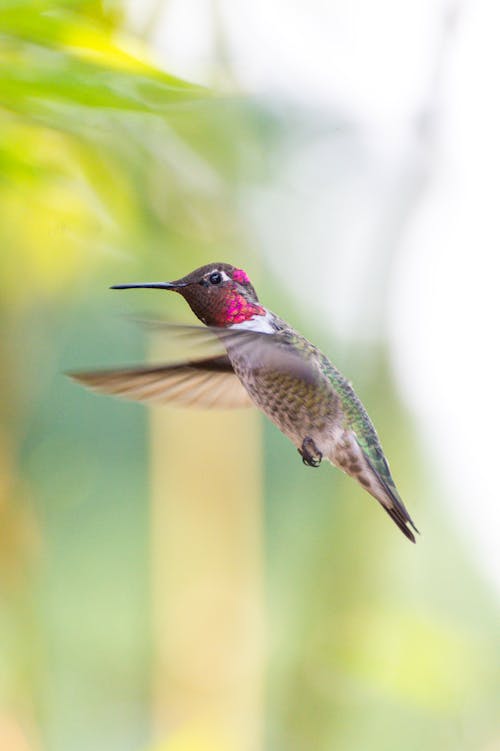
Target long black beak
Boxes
[110,282,188,291]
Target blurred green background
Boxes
[0,2,498,751]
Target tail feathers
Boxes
[330,435,419,543]
[379,494,418,543]
[350,446,419,543]
[370,466,419,544]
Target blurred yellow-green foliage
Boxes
[0,2,498,751]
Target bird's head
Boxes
[112,263,265,327]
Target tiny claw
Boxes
[299,436,322,468]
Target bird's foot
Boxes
[299,436,322,468]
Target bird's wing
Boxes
[134,321,321,383]
[70,355,253,409]
[71,323,320,409]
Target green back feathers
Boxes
[319,354,396,485]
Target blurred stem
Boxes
[150,401,264,750]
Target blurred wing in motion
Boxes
[70,355,253,409]
[71,322,321,408]
[132,321,321,384]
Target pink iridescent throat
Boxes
[224,289,265,325]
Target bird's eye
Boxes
[209,271,222,285]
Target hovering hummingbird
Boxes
[72,263,418,542]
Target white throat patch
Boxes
[229,312,275,334]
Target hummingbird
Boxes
[72,263,418,542]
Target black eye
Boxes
[209,271,222,285]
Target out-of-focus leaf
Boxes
[0,1,208,121]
